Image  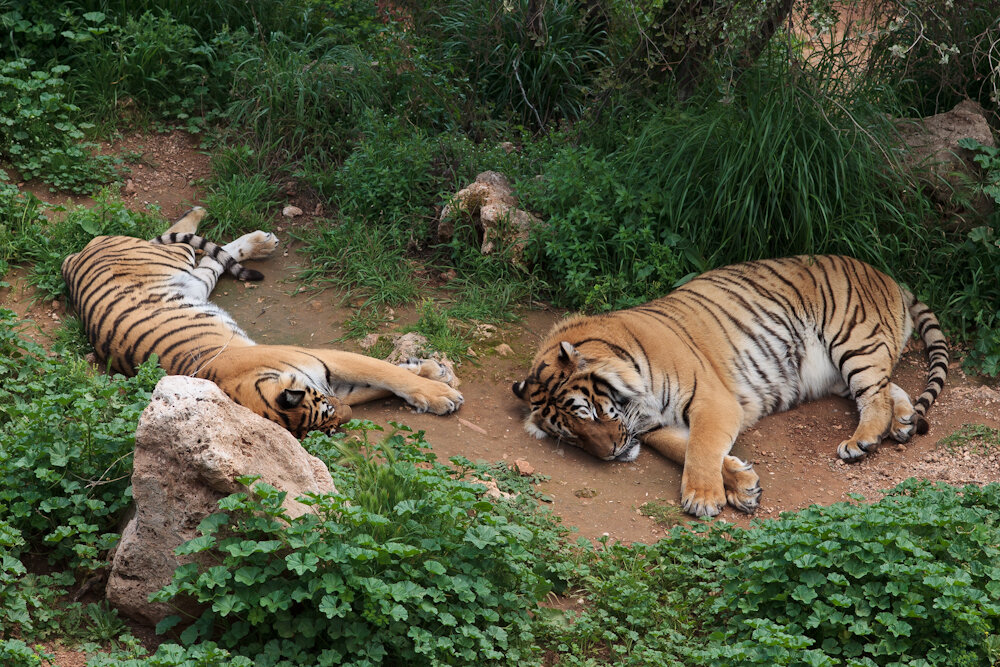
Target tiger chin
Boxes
[513,255,948,518]
[61,207,463,438]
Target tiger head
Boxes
[220,373,352,438]
[512,341,649,462]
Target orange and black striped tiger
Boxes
[62,207,463,437]
[513,255,948,517]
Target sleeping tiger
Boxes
[61,207,463,437]
[513,255,948,517]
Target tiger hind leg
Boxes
[165,206,206,234]
[189,230,280,299]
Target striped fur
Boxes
[61,207,463,437]
[513,255,948,517]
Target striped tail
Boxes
[151,232,264,282]
[906,293,949,434]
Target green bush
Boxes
[153,422,558,667]
[432,0,609,128]
[0,309,163,569]
[704,481,1000,666]
[522,68,935,311]
[0,58,117,192]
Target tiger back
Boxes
[62,207,463,438]
[513,255,948,517]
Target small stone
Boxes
[513,459,535,476]
[359,334,380,350]
[124,179,136,195]
[493,343,514,357]
[282,205,303,218]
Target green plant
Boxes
[201,173,279,240]
[959,138,1000,203]
[639,500,686,528]
[295,217,419,310]
[0,58,118,193]
[153,422,559,666]
[432,0,609,128]
[705,480,1000,666]
[0,640,52,666]
[523,67,935,311]
[0,309,164,569]
[940,423,1000,455]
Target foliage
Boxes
[939,423,1000,455]
[0,639,52,666]
[0,309,163,569]
[201,173,279,240]
[705,480,1000,666]
[0,58,117,192]
[153,422,562,666]
[523,66,930,311]
[959,138,1000,206]
[535,528,733,667]
[431,0,610,128]
[944,224,1000,377]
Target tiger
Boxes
[61,206,463,437]
[512,255,948,517]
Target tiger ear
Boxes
[557,341,586,368]
[512,380,528,400]
[277,389,306,409]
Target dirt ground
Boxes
[5,130,1000,549]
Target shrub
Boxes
[153,422,559,666]
[0,309,163,569]
[522,66,936,312]
[0,58,117,192]
[704,480,1000,666]
[431,0,609,128]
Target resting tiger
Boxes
[61,207,463,437]
[513,255,948,517]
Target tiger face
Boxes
[218,373,352,438]
[512,342,645,462]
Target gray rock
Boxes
[106,376,336,625]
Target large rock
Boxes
[106,376,336,626]
[437,171,541,262]
[896,99,996,222]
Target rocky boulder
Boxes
[105,375,336,626]
[437,171,541,262]
[896,99,996,222]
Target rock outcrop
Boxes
[106,375,336,626]
[437,171,541,262]
[896,99,996,222]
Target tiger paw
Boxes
[890,411,916,443]
[399,357,460,388]
[680,480,726,517]
[405,384,464,415]
[722,455,761,513]
[837,437,878,461]
[233,231,280,260]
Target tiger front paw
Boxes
[235,231,280,260]
[680,477,727,517]
[406,384,464,415]
[722,455,762,513]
